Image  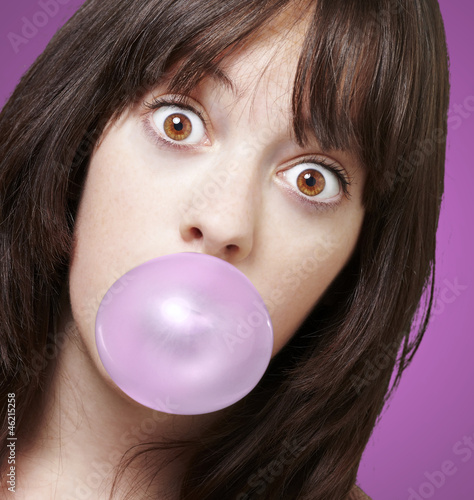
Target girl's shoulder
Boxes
[349,485,373,500]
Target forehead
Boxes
[181,16,310,138]
[221,12,309,94]
[162,5,311,102]
[152,3,363,156]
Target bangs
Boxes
[103,0,436,205]
[293,1,392,153]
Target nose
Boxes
[179,162,260,262]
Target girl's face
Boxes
[67,22,365,394]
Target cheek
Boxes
[67,137,146,371]
[68,129,166,344]
[260,212,363,356]
[66,123,203,378]
[67,183,119,375]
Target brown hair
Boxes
[0,0,449,498]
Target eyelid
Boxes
[143,94,212,149]
[277,157,352,208]
[144,94,207,123]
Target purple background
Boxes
[1,1,472,499]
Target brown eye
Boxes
[297,169,325,196]
[163,113,192,141]
[281,162,342,202]
[152,104,206,145]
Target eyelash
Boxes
[292,158,351,197]
[142,96,351,208]
[275,160,351,212]
[143,96,209,151]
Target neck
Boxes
[10,306,220,500]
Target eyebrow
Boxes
[209,67,240,98]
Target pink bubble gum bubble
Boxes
[95,252,274,415]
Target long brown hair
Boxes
[0,0,449,498]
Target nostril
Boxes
[190,227,203,239]
[226,244,238,252]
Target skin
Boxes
[12,16,366,500]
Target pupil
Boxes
[305,174,316,187]
[173,120,184,131]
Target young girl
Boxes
[0,0,449,498]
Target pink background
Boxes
[1,1,472,498]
